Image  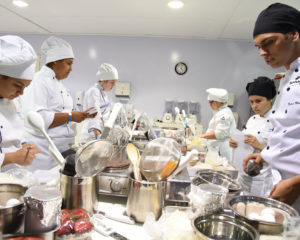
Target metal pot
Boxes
[192,213,259,240]
[0,184,27,235]
[228,195,299,235]
[60,173,97,215]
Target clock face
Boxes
[175,62,187,75]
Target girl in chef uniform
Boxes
[0,35,41,170]
[80,63,118,142]
[244,3,300,212]
[230,77,281,197]
[21,36,96,171]
[199,88,236,161]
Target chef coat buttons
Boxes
[287,87,290,91]
[278,91,280,95]
[266,146,270,150]
[63,107,65,109]
[61,91,63,93]
[295,68,298,72]
[257,131,260,134]
[253,116,256,119]
[285,109,288,114]
[283,130,287,133]
[272,110,275,114]
[0,125,3,129]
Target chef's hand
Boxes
[71,108,97,123]
[229,138,238,148]
[3,144,42,166]
[243,153,265,173]
[244,134,264,151]
[269,175,300,205]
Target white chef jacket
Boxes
[261,57,300,212]
[237,114,281,197]
[80,83,111,143]
[21,66,76,171]
[206,105,236,161]
[0,98,24,170]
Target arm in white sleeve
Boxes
[0,153,4,169]
[84,87,102,132]
[214,114,233,140]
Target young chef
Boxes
[0,35,41,170]
[199,88,236,161]
[21,36,96,171]
[243,3,300,212]
[80,63,118,142]
[230,77,281,197]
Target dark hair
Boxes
[246,76,276,99]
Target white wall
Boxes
[17,34,282,129]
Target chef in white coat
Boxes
[80,63,118,142]
[230,77,281,197]
[22,36,96,171]
[244,3,300,212]
[199,88,236,161]
[0,35,41,170]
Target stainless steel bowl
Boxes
[192,213,259,240]
[195,169,242,193]
[228,195,299,235]
[0,184,27,235]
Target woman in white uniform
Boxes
[0,35,41,170]
[22,36,96,171]
[230,77,281,197]
[199,88,236,161]
[80,63,118,142]
[244,3,300,212]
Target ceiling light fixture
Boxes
[12,0,29,8]
[168,0,184,9]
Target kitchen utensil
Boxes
[100,103,123,139]
[126,143,142,180]
[27,111,65,166]
[24,185,61,233]
[192,213,259,240]
[246,159,263,177]
[60,173,97,215]
[97,212,135,225]
[126,173,166,223]
[168,149,198,178]
[228,195,299,234]
[91,215,129,240]
[0,184,27,235]
[75,140,114,177]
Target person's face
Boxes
[52,58,73,80]
[101,79,117,91]
[254,32,299,69]
[0,75,31,99]
[209,100,223,110]
[249,95,272,117]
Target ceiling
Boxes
[0,0,299,41]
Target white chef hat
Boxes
[206,88,228,103]
[41,36,74,64]
[0,35,36,80]
[96,63,118,81]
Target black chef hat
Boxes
[246,77,276,99]
[253,3,300,38]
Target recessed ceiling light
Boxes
[168,0,184,9]
[12,0,29,8]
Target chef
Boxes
[230,77,281,197]
[199,88,236,161]
[244,3,300,212]
[21,36,96,171]
[0,35,41,170]
[80,63,118,142]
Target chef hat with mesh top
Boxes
[41,36,74,64]
[206,88,228,103]
[246,76,276,100]
[253,3,300,38]
[96,63,118,81]
[0,35,36,80]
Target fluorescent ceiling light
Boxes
[12,0,29,7]
[168,0,184,9]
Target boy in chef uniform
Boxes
[21,36,96,171]
[199,88,236,161]
[0,35,41,170]
[244,3,300,212]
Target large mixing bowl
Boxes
[228,195,299,234]
[192,213,259,240]
[0,184,27,235]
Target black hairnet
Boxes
[246,76,276,99]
